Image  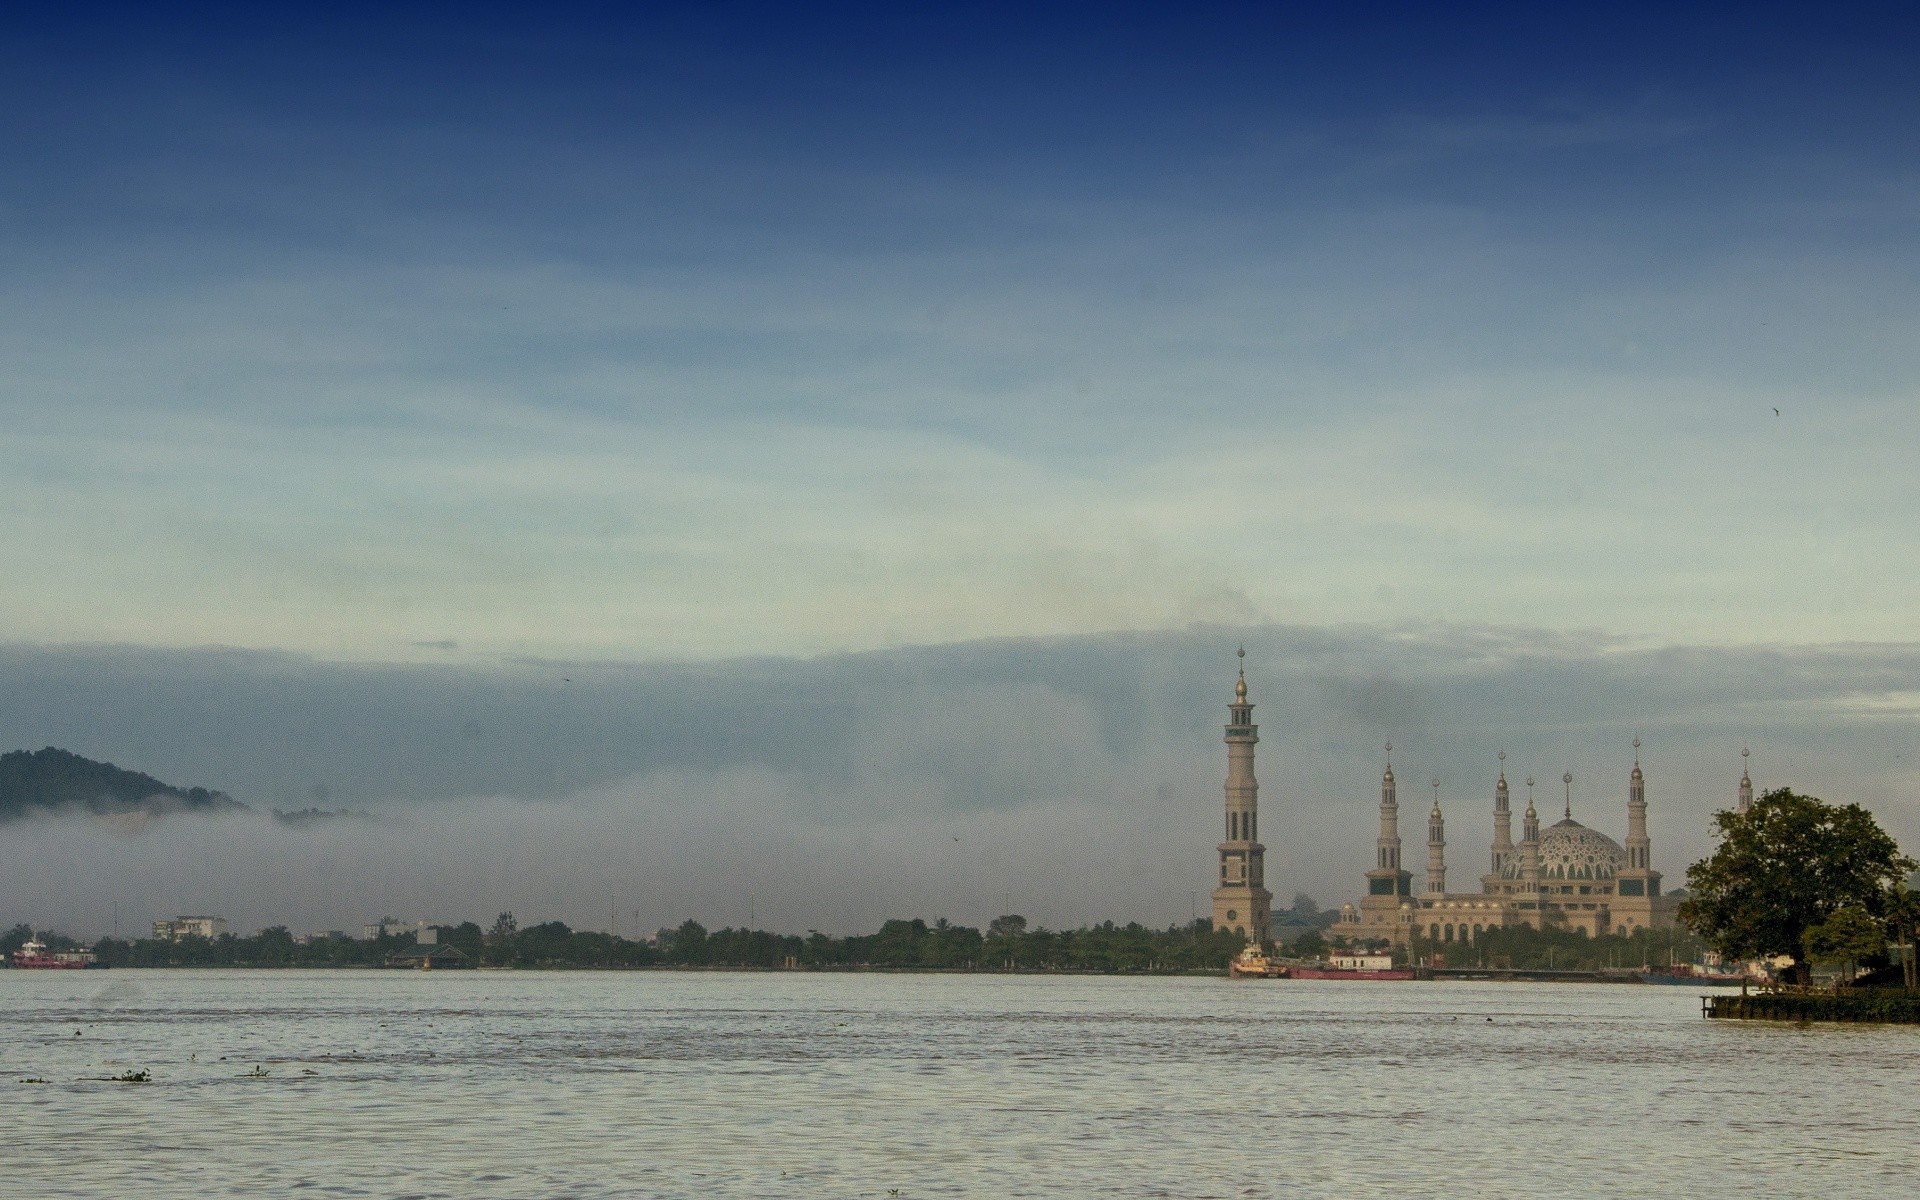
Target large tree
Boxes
[1681,788,1913,984]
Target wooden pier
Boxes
[1703,986,1920,1024]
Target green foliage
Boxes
[0,747,245,822]
[1805,906,1885,976]
[1289,930,1328,958]
[1680,788,1914,982]
[28,912,1251,972]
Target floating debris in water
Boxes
[111,1070,150,1083]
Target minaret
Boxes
[1485,752,1513,892]
[1625,740,1650,871]
[1210,650,1271,943]
[1426,780,1447,896]
[1364,743,1412,902]
[1738,748,1753,814]
[1618,739,1663,902]
[1520,775,1541,893]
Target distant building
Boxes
[363,917,429,940]
[152,916,227,941]
[1341,746,1685,947]
[384,929,468,969]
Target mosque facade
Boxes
[1339,742,1686,946]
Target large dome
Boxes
[1501,819,1626,881]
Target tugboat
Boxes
[10,937,98,969]
[1227,942,1289,978]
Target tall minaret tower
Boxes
[1364,744,1413,902]
[1426,780,1447,896]
[1520,776,1542,894]
[1738,748,1754,814]
[1210,650,1271,943]
[1618,739,1661,899]
[1485,753,1513,892]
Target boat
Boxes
[1281,950,1414,981]
[10,937,98,969]
[1228,943,1289,978]
[1286,963,1416,981]
[1639,965,1756,988]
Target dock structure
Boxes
[1704,987,1920,1024]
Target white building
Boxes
[152,915,228,941]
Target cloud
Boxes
[3,624,1917,937]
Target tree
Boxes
[1290,929,1328,958]
[987,914,1028,940]
[1805,906,1884,981]
[1888,883,1920,990]
[1680,788,1914,985]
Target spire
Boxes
[1213,650,1269,943]
[1426,778,1446,895]
[1738,747,1753,814]
[1626,738,1651,872]
[1520,775,1541,887]
[1562,771,1573,821]
[1490,751,1514,877]
[1374,741,1403,875]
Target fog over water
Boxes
[3,623,1917,937]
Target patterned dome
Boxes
[1501,818,1626,881]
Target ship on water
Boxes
[9,937,98,969]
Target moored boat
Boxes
[1279,950,1414,981]
[9,937,98,969]
[1640,965,1756,987]
[1227,943,1289,978]
[1286,964,1416,981]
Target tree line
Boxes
[3,913,1250,972]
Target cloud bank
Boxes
[3,624,1916,937]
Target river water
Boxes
[2,969,1914,1198]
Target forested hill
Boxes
[0,747,248,823]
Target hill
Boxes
[0,747,248,823]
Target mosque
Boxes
[1336,743,1689,946]
[1208,657,1718,947]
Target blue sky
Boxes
[4,3,1918,660]
[3,5,1919,931]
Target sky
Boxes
[2,4,1918,935]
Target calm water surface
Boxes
[2,969,1914,1198]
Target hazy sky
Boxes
[3,6,1917,934]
